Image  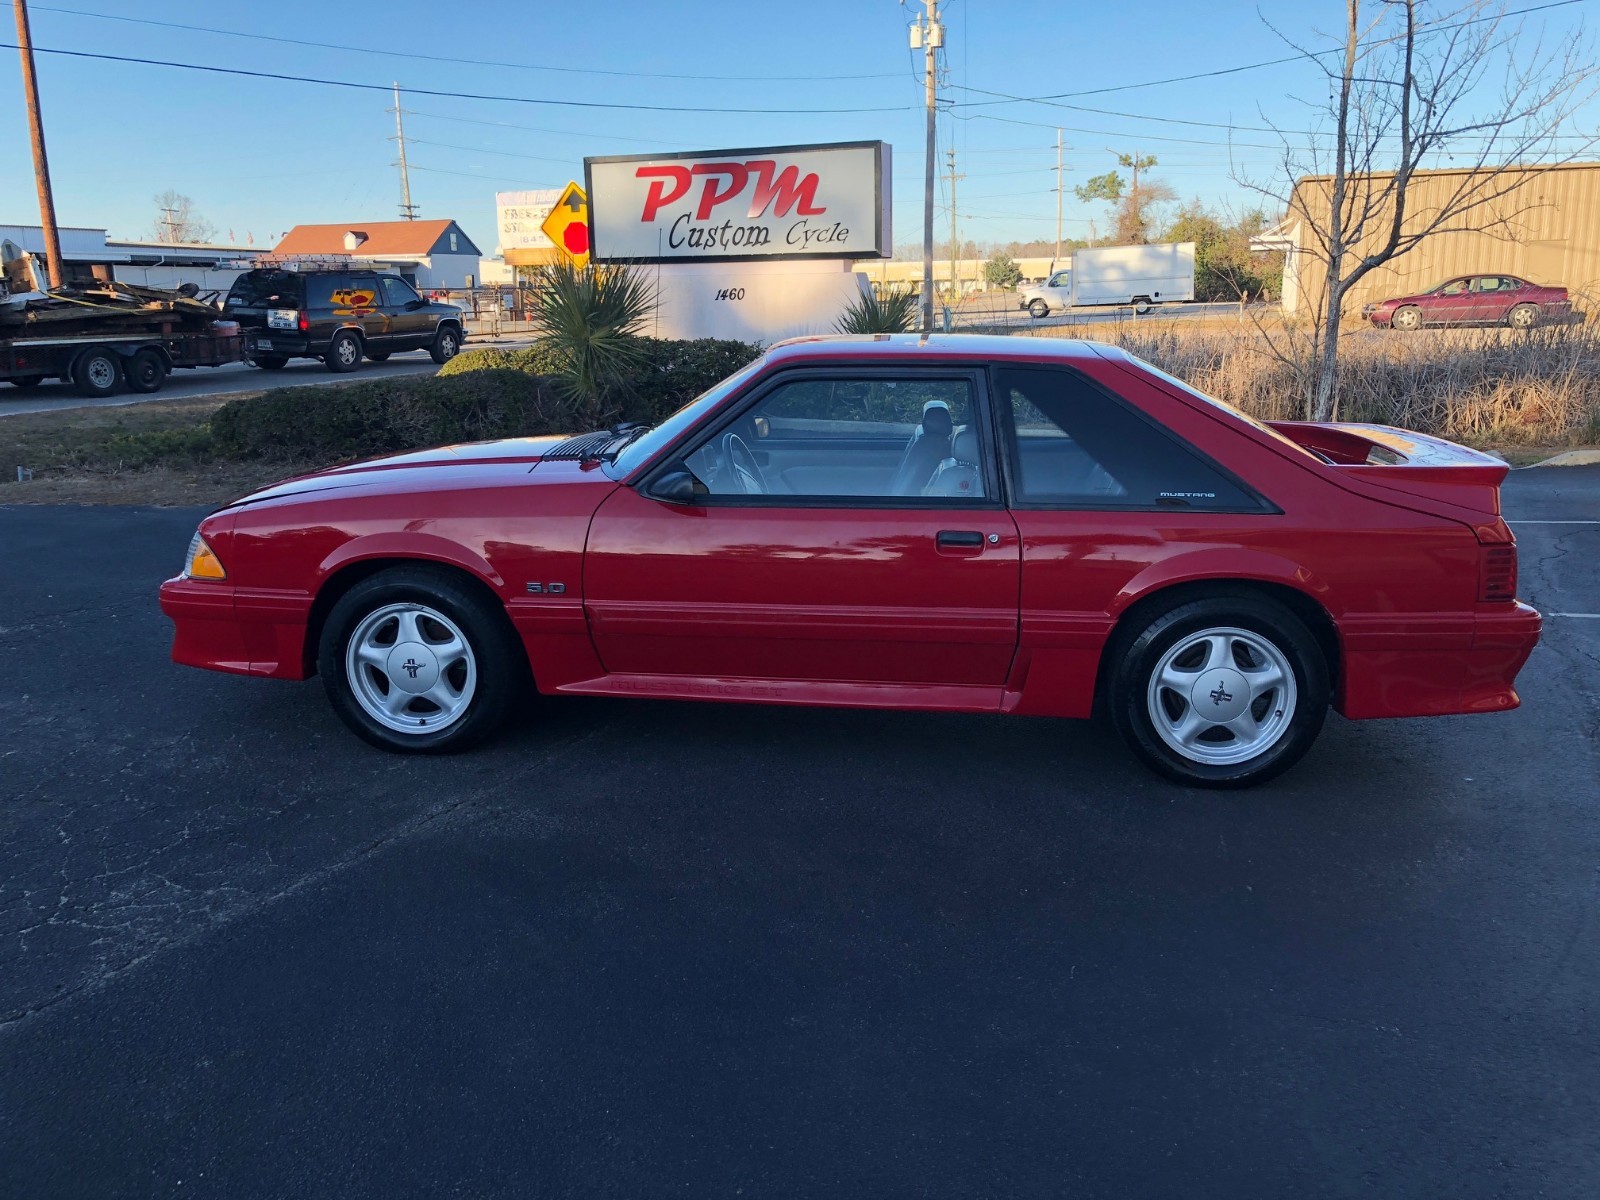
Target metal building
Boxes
[1261,161,1600,317]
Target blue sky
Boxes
[1,0,1595,253]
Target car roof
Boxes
[761,333,1122,368]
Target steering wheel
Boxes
[721,432,768,495]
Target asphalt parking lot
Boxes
[2,468,1596,1198]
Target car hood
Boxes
[218,435,585,510]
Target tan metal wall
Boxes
[1281,162,1600,317]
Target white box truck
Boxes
[1020,242,1196,317]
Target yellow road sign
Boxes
[541,182,590,269]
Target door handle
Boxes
[936,530,985,549]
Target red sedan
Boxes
[1363,274,1571,330]
[159,336,1540,787]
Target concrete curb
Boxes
[1521,449,1600,469]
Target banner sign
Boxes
[496,189,563,254]
[585,141,890,263]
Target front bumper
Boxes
[159,578,314,680]
[1338,601,1542,718]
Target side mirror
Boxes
[407,299,427,310]
[649,464,705,506]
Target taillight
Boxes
[297,310,309,333]
[1480,544,1517,602]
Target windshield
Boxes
[1136,359,1322,462]
[605,357,767,478]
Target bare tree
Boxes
[149,190,216,244]
[1244,0,1598,420]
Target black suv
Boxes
[224,268,466,373]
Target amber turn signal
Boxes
[184,532,227,580]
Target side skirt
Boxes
[554,673,1006,713]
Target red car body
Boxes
[1364,274,1571,329]
[160,336,1539,783]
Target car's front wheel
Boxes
[1107,595,1329,788]
[429,325,462,364]
[318,567,526,753]
[1391,305,1422,332]
[1028,299,1049,319]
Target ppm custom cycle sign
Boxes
[585,141,890,263]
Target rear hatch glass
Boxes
[224,271,306,327]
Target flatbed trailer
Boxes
[0,327,246,397]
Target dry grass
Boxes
[1018,318,1600,447]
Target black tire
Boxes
[325,330,362,373]
[1106,594,1330,788]
[1028,299,1049,319]
[365,349,392,362]
[125,348,169,394]
[254,355,289,370]
[7,375,45,389]
[1507,303,1539,330]
[1391,306,1422,332]
[429,325,462,364]
[71,347,123,398]
[317,566,527,754]
[1132,297,1154,315]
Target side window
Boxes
[996,366,1259,510]
[1439,278,1469,296]
[1048,272,1070,288]
[684,376,988,501]
[302,273,342,309]
[381,276,420,307]
[1474,276,1507,293]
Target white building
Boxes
[0,223,262,294]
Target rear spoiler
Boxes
[1269,421,1509,518]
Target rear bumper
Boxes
[246,333,317,358]
[159,578,313,680]
[1338,602,1541,719]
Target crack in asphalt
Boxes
[0,721,610,1034]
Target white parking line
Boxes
[1547,612,1600,619]
[1510,520,1600,525]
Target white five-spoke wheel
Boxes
[1145,626,1297,767]
[1109,595,1330,788]
[345,603,477,735]
[318,566,528,753]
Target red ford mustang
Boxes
[159,335,1540,787]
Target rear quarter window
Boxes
[226,271,302,308]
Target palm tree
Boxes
[525,261,656,424]
[834,286,919,334]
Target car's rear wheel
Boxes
[1028,299,1049,319]
[1132,296,1154,315]
[325,330,362,373]
[429,325,461,364]
[1107,595,1329,788]
[125,348,169,394]
[318,567,525,754]
[1391,305,1422,332]
[1507,303,1539,330]
[254,355,288,370]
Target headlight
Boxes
[182,531,227,580]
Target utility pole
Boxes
[1054,130,1064,271]
[12,0,63,288]
[390,82,418,221]
[946,148,963,305]
[911,1,942,332]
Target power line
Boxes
[0,41,918,114]
[28,5,905,81]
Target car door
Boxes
[1425,277,1475,325]
[583,367,1022,698]
[1043,270,1072,310]
[342,271,389,348]
[380,275,433,349]
[1468,275,1516,322]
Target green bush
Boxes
[104,425,215,468]
[207,336,762,464]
